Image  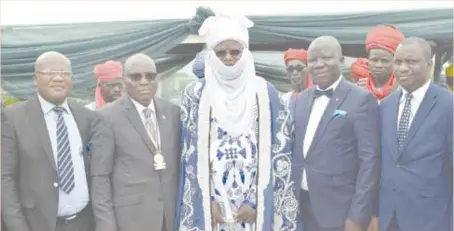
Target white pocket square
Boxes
[332,109,347,119]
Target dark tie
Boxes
[397,93,413,152]
[53,106,75,194]
[313,88,334,99]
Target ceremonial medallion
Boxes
[154,152,166,170]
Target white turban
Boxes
[198,14,254,49]
[200,14,258,137]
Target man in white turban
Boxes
[175,14,300,231]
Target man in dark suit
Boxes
[2,51,96,231]
[90,53,180,231]
[291,36,381,231]
[379,37,453,231]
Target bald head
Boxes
[308,36,342,57]
[34,51,72,105]
[397,37,432,61]
[307,36,344,89]
[124,53,156,75]
[123,53,158,107]
[35,51,71,72]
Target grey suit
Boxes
[1,96,96,231]
[292,80,381,229]
[90,95,180,231]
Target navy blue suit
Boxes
[379,84,453,231]
[291,80,381,230]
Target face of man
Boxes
[34,53,72,105]
[307,38,344,89]
[286,60,308,90]
[124,55,158,106]
[368,48,394,82]
[393,43,432,93]
[213,40,244,66]
[99,78,124,103]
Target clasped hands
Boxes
[211,200,256,226]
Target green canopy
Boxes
[1,8,452,99]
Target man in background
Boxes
[86,60,124,110]
[282,48,312,103]
[364,25,404,101]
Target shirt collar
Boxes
[316,75,343,91]
[130,98,156,116]
[400,80,431,103]
[37,94,71,115]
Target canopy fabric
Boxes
[1,8,452,99]
[1,19,194,99]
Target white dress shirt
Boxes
[130,98,161,148]
[301,76,342,191]
[38,94,89,216]
[397,80,431,130]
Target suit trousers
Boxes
[55,206,92,231]
[300,189,343,231]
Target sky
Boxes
[1,0,453,25]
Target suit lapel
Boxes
[387,91,401,161]
[122,96,156,153]
[295,88,314,159]
[399,84,437,155]
[306,80,350,158]
[154,98,170,155]
[27,96,56,170]
[68,102,90,174]
[68,102,86,149]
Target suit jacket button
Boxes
[53,182,59,188]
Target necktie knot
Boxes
[314,88,334,99]
[53,106,67,115]
[405,93,413,101]
[143,108,153,119]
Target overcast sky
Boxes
[1,0,452,25]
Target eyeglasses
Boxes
[286,65,306,73]
[36,71,72,78]
[214,49,243,58]
[127,72,157,82]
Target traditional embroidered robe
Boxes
[175,77,300,231]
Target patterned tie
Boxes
[397,93,413,152]
[53,106,75,194]
[143,108,157,142]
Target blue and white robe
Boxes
[175,77,302,231]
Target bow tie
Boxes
[313,88,334,99]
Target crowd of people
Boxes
[1,14,452,231]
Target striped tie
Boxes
[397,93,413,152]
[143,108,157,141]
[53,106,75,194]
